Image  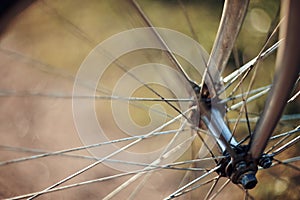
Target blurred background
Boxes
[0,0,299,199]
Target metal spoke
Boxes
[220,85,271,104]
[42,0,193,122]
[178,0,199,42]
[130,0,199,87]
[0,128,187,166]
[222,41,280,84]
[176,177,219,199]
[103,120,192,200]
[204,176,221,200]
[208,179,231,200]
[272,135,300,156]
[269,126,300,140]
[266,133,295,154]
[0,89,194,102]
[1,1,299,199]
[244,189,254,200]
[8,167,169,200]
[227,87,270,111]
[288,89,300,103]
[228,114,300,123]
[273,158,300,172]
[164,166,220,200]
[26,109,192,199]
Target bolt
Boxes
[239,171,257,189]
[259,155,273,169]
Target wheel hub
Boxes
[217,145,273,189]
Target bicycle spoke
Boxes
[41,0,194,122]
[227,86,270,112]
[288,89,300,103]
[204,176,221,200]
[244,190,254,200]
[1,1,299,199]
[266,132,297,154]
[26,108,193,199]
[228,114,300,124]
[0,128,189,166]
[273,158,300,172]
[174,176,219,199]
[130,0,200,87]
[0,89,194,103]
[208,179,231,200]
[164,166,220,200]
[271,135,300,156]
[9,167,170,200]
[103,120,192,199]
[270,126,300,140]
[221,41,280,90]
[223,16,281,98]
[272,156,300,167]
[223,17,283,153]
[1,145,213,172]
[178,0,199,42]
[220,85,271,104]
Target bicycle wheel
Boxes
[0,0,299,199]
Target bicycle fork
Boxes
[195,0,300,190]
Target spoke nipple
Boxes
[239,171,257,189]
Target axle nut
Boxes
[239,171,257,189]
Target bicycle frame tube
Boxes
[201,106,238,154]
[199,0,249,155]
[249,0,300,160]
[201,0,249,98]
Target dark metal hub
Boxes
[217,145,273,190]
[229,160,258,189]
